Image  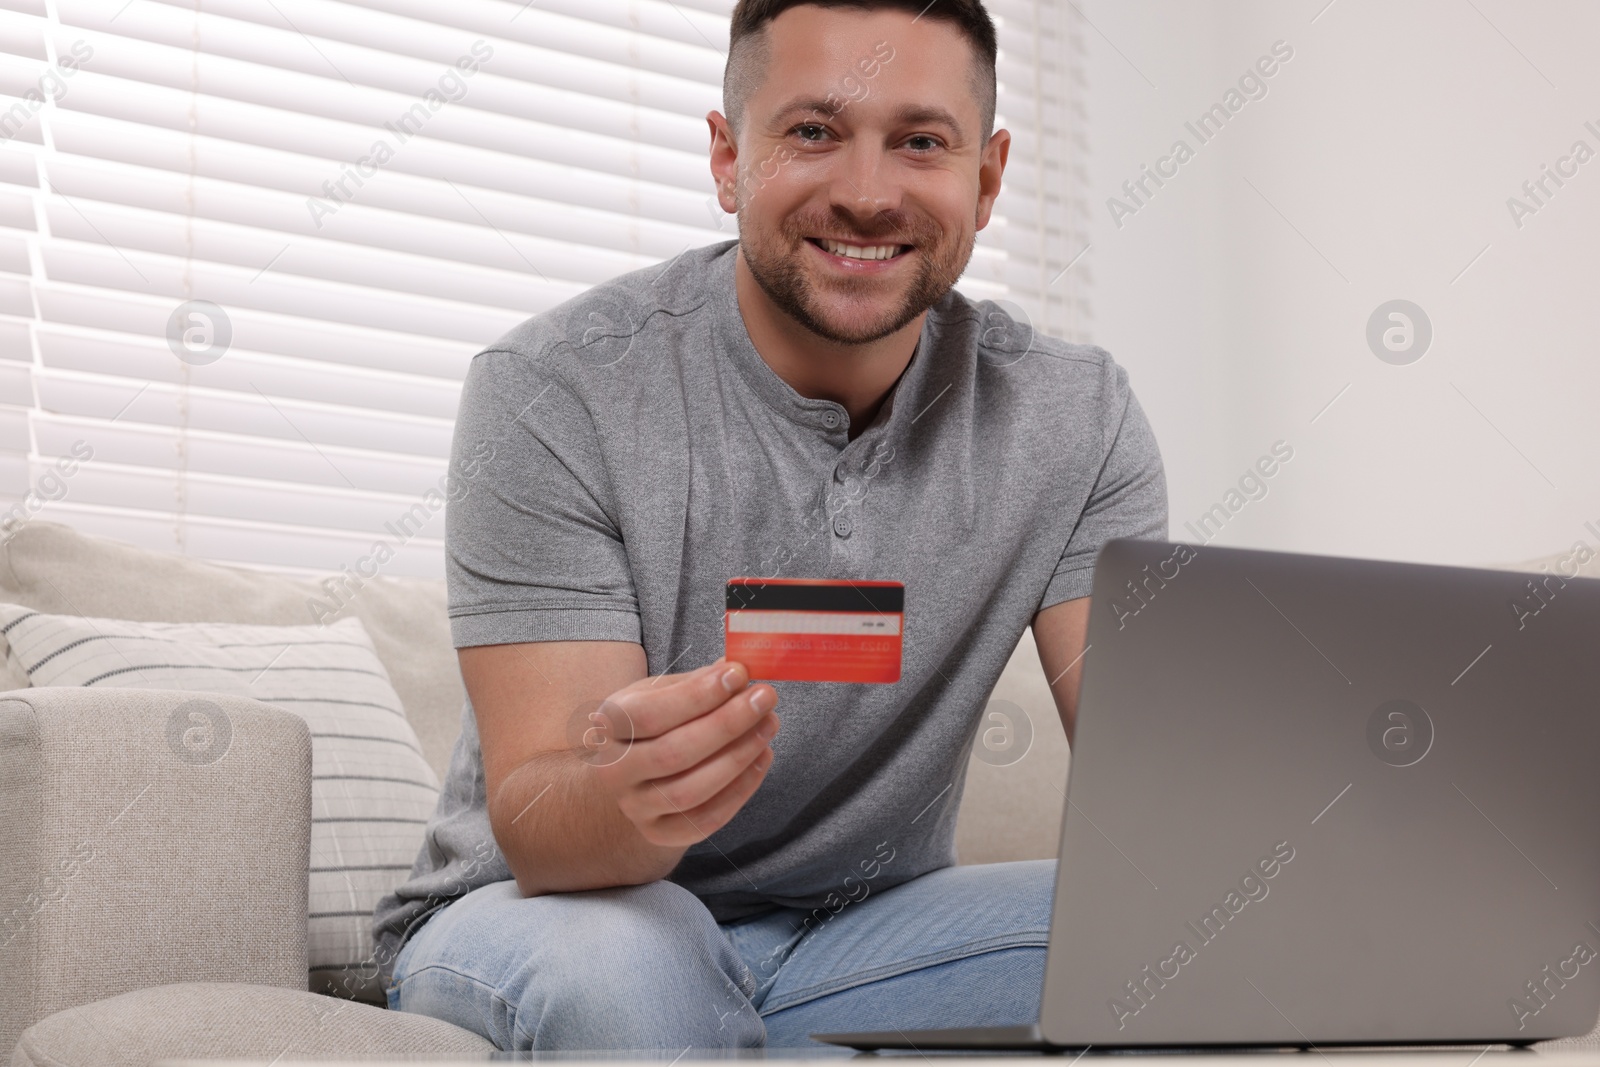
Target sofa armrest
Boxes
[0,688,312,1059]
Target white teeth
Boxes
[821,239,903,260]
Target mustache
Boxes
[782,210,936,248]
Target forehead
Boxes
[751,5,981,122]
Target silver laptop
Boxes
[816,538,1600,1051]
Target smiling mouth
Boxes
[806,237,912,261]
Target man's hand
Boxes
[465,640,780,896]
[590,659,781,847]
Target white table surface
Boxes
[156,1049,1600,1066]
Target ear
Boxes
[707,110,740,214]
[973,127,1011,231]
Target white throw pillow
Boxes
[0,604,438,1004]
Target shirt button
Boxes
[833,465,847,484]
[833,515,852,538]
[822,410,840,429]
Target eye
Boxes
[791,124,831,143]
[904,135,943,153]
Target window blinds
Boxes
[0,0,1085,579]
[988,0,1091,344]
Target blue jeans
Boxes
[385,859,1053,1051]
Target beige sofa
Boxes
[2,519,1596,1065]
[0,520,1069,1066]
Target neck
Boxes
[734,246,925,441]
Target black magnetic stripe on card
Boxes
[725,582,904,613]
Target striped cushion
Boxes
[0,604,439,1005]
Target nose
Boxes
[827,138,905,233]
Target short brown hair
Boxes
[723,0,998,144]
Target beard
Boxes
[738,203,975,346]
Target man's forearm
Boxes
[491,751,687,896]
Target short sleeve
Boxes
[443,348,642,648]
[1038,374,1167,613]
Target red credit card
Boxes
[724,578,903,684]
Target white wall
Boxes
[1080,0,1600,568]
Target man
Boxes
[373,0,1166,1051]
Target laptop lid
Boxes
[1039,538,1600,1047]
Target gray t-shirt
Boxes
[372,239,1166,986]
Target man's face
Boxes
[711,6,1008,346]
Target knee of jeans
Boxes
[535,880,736,979]
[503,880,761,1047]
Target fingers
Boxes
[640,744,776,847]
[593,656,780,849]
[628,682,777,781]
[644,710,780,817]
[613,659,752,740]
